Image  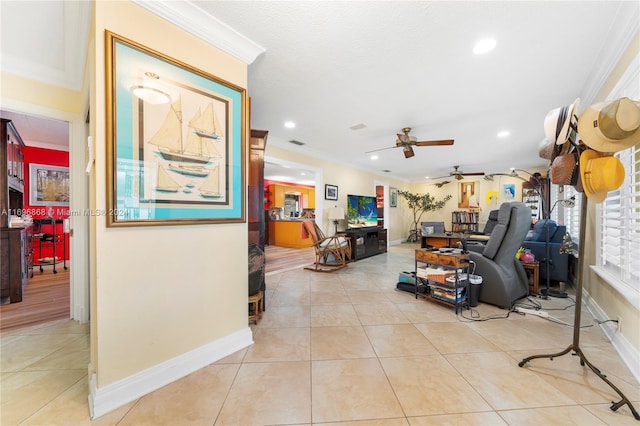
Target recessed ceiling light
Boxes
[473,38,496,55]
[370,155,379,160]
[284,121,296,128]
[425,176,430,179]
[497,130,510,138]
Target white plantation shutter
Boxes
[563,184,581,244]
[598,144,640,290]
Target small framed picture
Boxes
[325,184,338,201]
[390,187,398,207]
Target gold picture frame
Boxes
[105,31,246,227]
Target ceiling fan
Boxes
[431,165,485,183]
[365,127,454,159]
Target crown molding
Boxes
[132,0,265,65]
[580,1,640,107]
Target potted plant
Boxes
[398,190,452,242]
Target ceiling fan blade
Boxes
[434,181,451,188]
[364,146,398,154]
[462,172,485,176]
[403,146,415,158]
[414,139,455,146]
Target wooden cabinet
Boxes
[248,130,268,248]
[1,118,30,303]
[345,228,387,260]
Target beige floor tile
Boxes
[1,333,83,373]
[20,376,135,425]
[119,364,238,425]
[364,324,438,357]
[311,326,375,360]
[245,327,310,362]
[353,302,410,325]
[216,361,311,425]
[310,288,352,305]
[312,358,404,423]
[269,287,310,307]
[256,305,310,328]
[407,411,507,425]
[346,290,393,304]
[380,355,491,416]
[414,322,501,354]
[583,401,640,425]
[497,405,607,425]
[445,352,577,410]
[508,348,640,405]
[466,316,572,351]
[311,304,361,327]
[24,334,89,371]
[318,418,409,425]
[0,369,86,425]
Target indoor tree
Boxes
[398,190,452,242]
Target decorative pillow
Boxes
[528,219,558,242]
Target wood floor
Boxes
[264,244,315,275]
[0,245,311,331]
[0,267,70,331]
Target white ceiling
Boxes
[1,1,637,183]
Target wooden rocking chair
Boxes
[302,220,351,272]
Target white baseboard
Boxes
[582,289,640,383]
[88,327,253,419]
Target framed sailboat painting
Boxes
[105,31,246,226]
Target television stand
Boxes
[344,227,387,261]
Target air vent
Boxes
[350,123,367,130]
[289,140,305,146]
[382,170,392,173]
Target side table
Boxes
[521,261,539,294]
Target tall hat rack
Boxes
[518,98,639,421]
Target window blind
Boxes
[598,144,640,290]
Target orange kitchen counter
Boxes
[268,220,313,248]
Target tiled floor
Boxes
[1,244,639,425]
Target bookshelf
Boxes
[451,210,479,233]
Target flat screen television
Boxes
[347,194,378,228]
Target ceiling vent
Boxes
[289,140,305,146]
[382,169,392,173]
[350,123,367,130]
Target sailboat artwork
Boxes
[167,163,210,177]
[154,165,180,193]
[190,103,224,140]
[148,97,223,164]
[199,164,223,198]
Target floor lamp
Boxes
[519,193,639,420]
[540,196,576,299]
[328,206,344,235]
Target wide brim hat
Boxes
[544,98,581,145]
[579,149,625,203]
[578,97,640,153]
[538,137,570,162]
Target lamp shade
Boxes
[328,206,345,220]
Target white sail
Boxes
[199,164,221,197]
[148,98,182,152]
[190,102,224,139]
[155,165,180,192]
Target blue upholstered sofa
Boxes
[522,220,569,284]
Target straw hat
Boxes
[579,149,625,203]
[544,98,580,145]
[538,137,570,162]
[578,97,640,153]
